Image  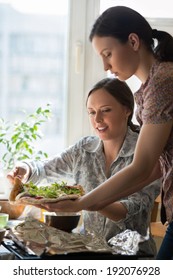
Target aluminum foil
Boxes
[6,217,150,257]
[9,217,112,256]
[108,229,150,255]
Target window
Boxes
[0,0,69,159]
[100,0,173,18]
[0,0,69,197]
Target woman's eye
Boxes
[102,108,111,113]
[88,111,95,116]
[104,52,111,58]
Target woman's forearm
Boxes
[78,161,162,211]
[99,202,128,221]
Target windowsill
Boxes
[0,194,8,200]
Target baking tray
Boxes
[2,239,41,260]
[2,239,152,260]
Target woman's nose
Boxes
[95,111,103,123]
[103,59,111,72]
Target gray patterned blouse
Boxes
[25,128,161,256]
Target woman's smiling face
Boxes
[87,88,131,141]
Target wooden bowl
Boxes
[0,200,25,219]
[43,212,81,232]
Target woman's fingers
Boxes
[6,174,15,184]
[7,167,28,183]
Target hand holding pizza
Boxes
[39,198,82,213]
[7,164,31,184]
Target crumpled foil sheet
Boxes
[108,229,150,255]
[8,217,112,256]
[6,217,150,257]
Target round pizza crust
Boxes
[16,194,80,205]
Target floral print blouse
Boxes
[134,61,173,223]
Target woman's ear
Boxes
[128,33,140,51]
[124,107,132,122]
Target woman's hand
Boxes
[7,164,30,184]
[40,198,82,213]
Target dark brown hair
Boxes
[89,6,173,62]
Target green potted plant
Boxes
[0,104,52,217]
[0,104,51,170]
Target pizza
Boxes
[9,177,85,205]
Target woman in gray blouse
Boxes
[8,78,161,256]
